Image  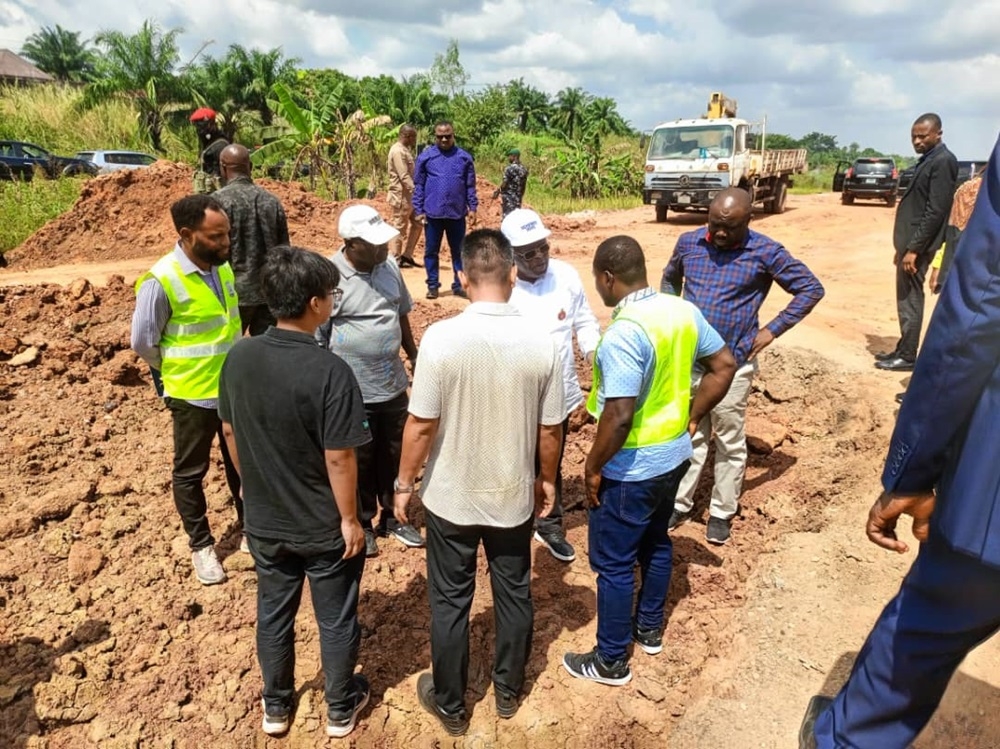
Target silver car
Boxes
[75,150,158,174]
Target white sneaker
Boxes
[240,534,250,554]
[192,546,226,585]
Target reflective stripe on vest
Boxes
[136,253,241,401]
[587,293,700,449]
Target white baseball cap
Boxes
[500,208,551,248]
[338,204,399,245]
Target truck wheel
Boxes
[769,181,788,214]
[655,204,668,223]
[841,192,855,205]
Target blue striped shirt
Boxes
[661,227,824,367]
[412,145,478,219]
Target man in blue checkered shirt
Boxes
[413,121,478,300]
[661,187,824,545]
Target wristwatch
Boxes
[393,478,414,494]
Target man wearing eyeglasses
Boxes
[317,205,423,556]
[413,121,478,300]
[502,209,600,562]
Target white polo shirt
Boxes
[509,258,601,418]
[409,302,565,527]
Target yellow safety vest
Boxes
[136,253,241,400]
[587,293,700,448]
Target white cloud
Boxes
[1,0,997,157]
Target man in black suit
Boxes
[875,113,957,372]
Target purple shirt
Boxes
[661,227,824,367]
[412,144,478,219]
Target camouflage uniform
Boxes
[193,137,229,195]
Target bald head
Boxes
[219,144,251,178]
[707,188,752,250]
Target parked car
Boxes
[896,158,986,197]
[75,150,159,174]
[0,140,99,180]
[832,157,899,207]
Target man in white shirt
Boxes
[501,208,600,563]
[393,228,565,733]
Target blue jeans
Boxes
[423,217,465,291]
[588,461,689,662]
[248,535,365,720]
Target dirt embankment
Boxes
[3,163,590,271]
[0,270,882,748]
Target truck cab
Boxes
[643,119,746,222]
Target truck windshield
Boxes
[647,125,735,160]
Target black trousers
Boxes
[166,398,242,550]
[895,251,933,361]
[356,393,408,532]
[425,509,533,715]
[535,416,570,536]
[239,304,276,337]
[248,535,365,720]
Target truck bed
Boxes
[749,149,808,178]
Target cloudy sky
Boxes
[1,0,997,159]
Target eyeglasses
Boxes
[435,133,454,141]
[329,288,344,303]
[515,242,549,261]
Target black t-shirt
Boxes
[218,327,371,548]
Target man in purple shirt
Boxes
[412,121,478,300]
[661,188,824,545]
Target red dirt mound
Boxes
[5,165,508,270]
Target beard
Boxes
[192,240,228,267]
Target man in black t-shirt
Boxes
[219,245,372,740]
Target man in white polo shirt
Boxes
[501,208,600,563]
[392,228,565,733]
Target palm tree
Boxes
[20,25,97,83]
[582,97,631,139]
[84,20,189,152]
[226,45,299,126]
[507,79,550,133]
[553,87,590,140]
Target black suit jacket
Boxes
[893,143,958,257]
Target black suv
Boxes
[898,159,986,197]
[0,140,99,181]
[833,157,898,207]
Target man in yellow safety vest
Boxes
[131,194,243,585]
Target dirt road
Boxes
[2,192,998,748]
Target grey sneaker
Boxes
[534,530,576,562]
[667,509,690,531]
[326,674,370,738]
[363,528,379,558]
[261,698,289,736]
[706,517,731,545]
[562,648,632,686]
[389,523,426,548]
[192,546,226,585]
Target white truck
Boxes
[642,93,808,221]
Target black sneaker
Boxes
[798,695,833,749]
[389,523,425,548]
[426,288,439,300]
[417,672,469,736]
[632,623,663,655]
[562,648,632,686]
[495,689,518,719]
[326,673,370,738]
[363,528,379,558]
[533,530,576,562]
[706,517,731,545]
[261,698,290,736]
[667,509,690,531]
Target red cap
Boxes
[189,107,217,123]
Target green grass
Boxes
[790,166,838,194]
[0,177,82,254]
